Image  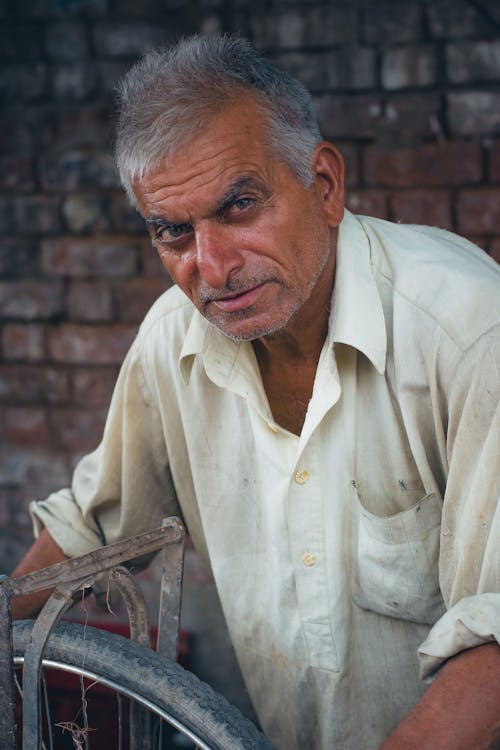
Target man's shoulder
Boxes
[358,215,500,351]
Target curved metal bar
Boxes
[22,583,91,750]
[109,566,151,647]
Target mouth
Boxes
[209,283,267,313]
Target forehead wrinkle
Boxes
[143,161,270,224]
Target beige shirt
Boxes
[32,211,500,750]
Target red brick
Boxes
[427,1,492,39]
[51,62,98,100]
[252,6,356,49]
[67,281,113,321]
[0,63,46,99]
[0,281,64,320]
[383,93,442,139]
[42,149,119,192]
[50,408,106,451]
[345,190,388,219]
[0,446,71,500]
[490,140,500,182]
[4,407,49,444]
[363,142,481,187]
[316,94,382,140]
[13,195,62,234]
[93,22,167,58]
[72,368,118,408]
[45,22,88,60]
[0,238,38,277]
[54,107,113,149]
[382,47,437,90]
[62,194,111,233]
[115,278,170,323]
[48,324,137,364]
[457,188,500,234]
[41,236,138,278]
[0,366,70,404]
[0,155,35,192]
[362,4,422,44]
[446,40,500,84]
[389,190,453,230]
[448,91,500,136]
[2,323,45,361]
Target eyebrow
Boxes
[145,175,271,231]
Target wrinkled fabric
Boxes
[32,211,500,750]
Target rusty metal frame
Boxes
[0,516,185,750]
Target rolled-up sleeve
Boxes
[30,334,180,558]
[418,324,500,679]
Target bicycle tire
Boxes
[13,620,276,750]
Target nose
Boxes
[195,221,244,289]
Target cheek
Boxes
[157,251,197,296]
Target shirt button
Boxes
[294,469,309,485]
[302,551,317,567]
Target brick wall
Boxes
[1,0,500,566]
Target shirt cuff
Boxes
[30,490,104,558]
[418,593,500,681]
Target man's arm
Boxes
[9,528,68,620]
[380,642,500,750]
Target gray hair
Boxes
[115,34,323,207]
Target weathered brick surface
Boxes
[0,366,70,404]
[0,281,64,319]
[71,367,118,407]
[448,91,500,136]
[4,407,49,445]
[67,280,113,321]
[345,190,388,219]
[362,4,422,44]
[389,189,453,229]
[48,324,137,364]
[363,142,482,187]
[446,40,500,83]
[382,46,437,90]
[456,188,500,234]
[490,140,500,182]
[2,324,46,361]
[41,237,138,277]
[50,408,106,451]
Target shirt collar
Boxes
[179,209,387,383]
[330,210,387,374]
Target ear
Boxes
[311,142,345,228]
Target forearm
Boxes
[10,528,68,620]
[380,642,500,750]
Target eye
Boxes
[232,197,253,211]
[155,222,193,244]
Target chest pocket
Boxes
[351,491,446,625]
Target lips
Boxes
[210,283,266,312]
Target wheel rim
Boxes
[14,656,213,750]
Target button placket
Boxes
[287,435,338,670]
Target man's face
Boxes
[134,97,344,341]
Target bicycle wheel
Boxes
[12,620,276,750]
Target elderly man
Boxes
[11,35,500,750]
